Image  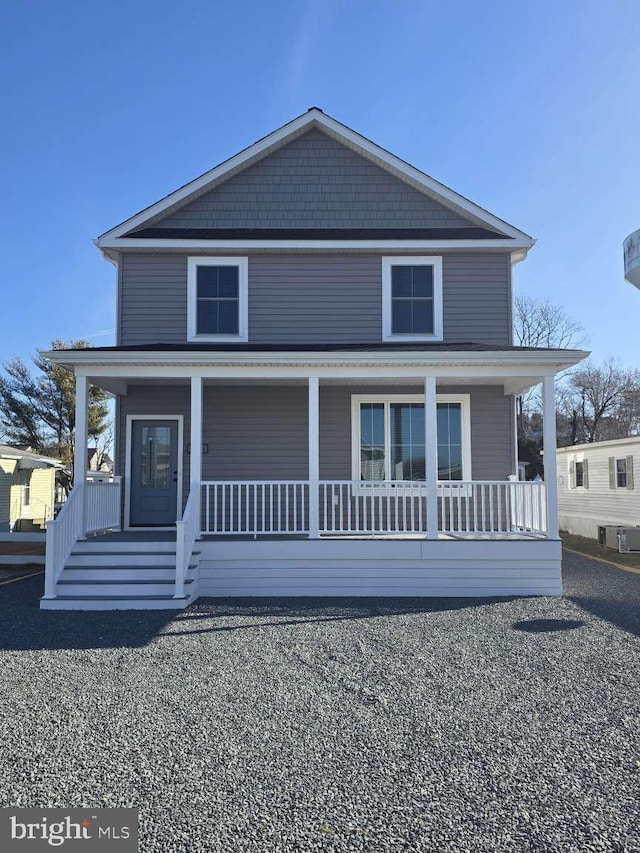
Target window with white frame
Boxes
[616,458,628,488]
[382,256,443,341]
[574,460,584,488]
[352,395,470,482]
[187,257,248,342]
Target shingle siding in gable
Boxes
[119,252,512,346]
[151,129,480,230]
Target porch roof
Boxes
[44,342,588,398]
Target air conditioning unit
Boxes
[598,525,626,550]
[598,525,640,552]
[618,528,640,553]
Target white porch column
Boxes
[190,376,203,529]
[424,376,439,540]
[542,374,559,539]
[308,377,320,539]
[74,373,89,538]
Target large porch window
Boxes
[352,394,471,482]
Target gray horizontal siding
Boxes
[202,387,308,479]
[119,254,188,345]
[119,252,512,346]
[117,384,514,491]
[152,128,478,230]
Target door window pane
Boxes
[140,426,171,489]
[360,403,385,480]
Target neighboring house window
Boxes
[352,394,470,481]
[609,455,634,490]
[382,257,443,342]
[187,257,248,342]
[18,470,31,513]
[569,457,588,489]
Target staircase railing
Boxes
[43,486,85,599]
[175,482,200,598]
[43,478,123,599]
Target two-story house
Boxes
[41,109,587,609]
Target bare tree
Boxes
[513,295,588,448]
[514,295,588,351]
[566,359,640,443]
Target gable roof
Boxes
[97,109,534,252]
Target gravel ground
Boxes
[0,552,639,852]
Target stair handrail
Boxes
[43,484,84,599]
[175,481,200,599]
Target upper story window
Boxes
[187,257,248,342]
[382,256,443,342]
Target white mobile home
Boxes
[557,437,639,540]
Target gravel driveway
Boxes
[1,552,638,852]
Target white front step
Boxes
[74,539,178,554]
[40,534,201,610]
[66,552,177,567]
[57,579,197,597]
[40,592,198,611]
[62,566,197,582]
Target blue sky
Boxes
[0,0,638,367]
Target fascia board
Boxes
[99,237,532,251]
[43,349,590,372]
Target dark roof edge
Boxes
[127,226,507,240]
[59,342,578,354]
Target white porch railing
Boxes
[200,479,548,538]
[320,481,429,534]
[201,481,309,535]
[43,479,122,599]
[439,480,547,535]
[85,477,122,535]
[175,482,200,598]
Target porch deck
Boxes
[42,477,557,609]
[88,529,548,543]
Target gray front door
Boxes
[130,419,179,526]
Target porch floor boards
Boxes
[86,531,548,543]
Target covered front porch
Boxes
[40,345,583,607]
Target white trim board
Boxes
[96,109,534,247]
[99,237,533,251]
[46,348,589,371]
[124,415,184,531]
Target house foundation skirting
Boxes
[197,538,562,597]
